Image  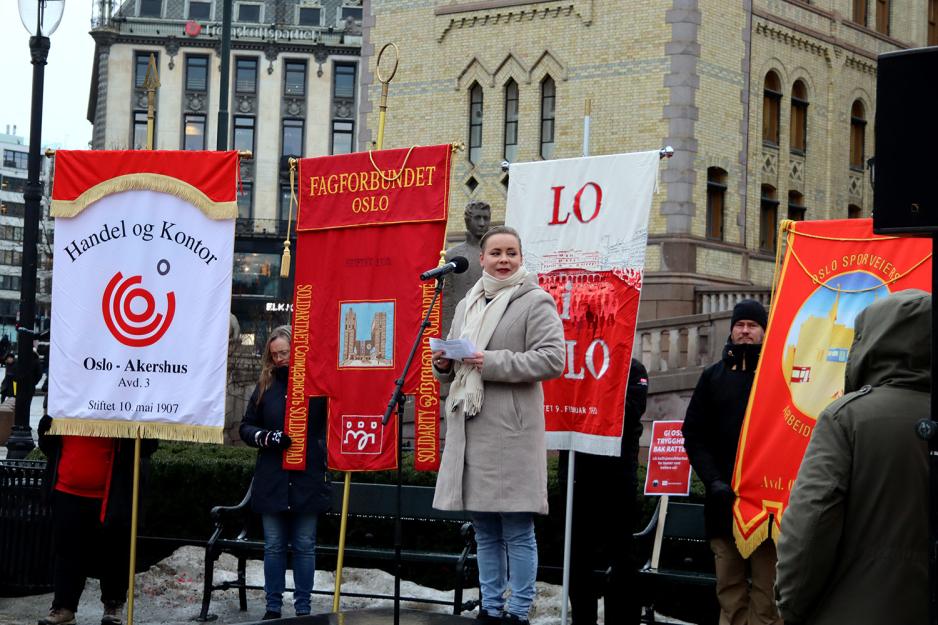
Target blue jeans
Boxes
[261,511,318,615]
[471,512,537,620]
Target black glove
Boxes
[38,414,53,436]
[709,479,736,504]
[255,429,292,450]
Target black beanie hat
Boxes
[731,299,768,330]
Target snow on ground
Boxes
[0,546,565,625]
[0,546,688,625]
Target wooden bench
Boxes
[636,497,719,625]
[198,481,477,621]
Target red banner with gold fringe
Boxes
[284,145,451,472]
[732,218,931,556]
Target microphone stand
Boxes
[381,276,445,625]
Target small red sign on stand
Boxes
[644,420,692,496]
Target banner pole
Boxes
[332,42,400,615]
[332,472,352,612]
[561,452,575,624]
[125,53,157,625]
[143,55,160,151]
[126,434,142,625]
[559,98,592,625]
[374,43,399,151]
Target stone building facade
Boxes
[358,0,936,320]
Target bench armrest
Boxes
[459,521,474,543]
[633,499,661,568]
[210,480,253,524]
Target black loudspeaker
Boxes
[873,47,938,234]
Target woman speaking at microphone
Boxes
[240,325,330,620]
[431,226,565,624]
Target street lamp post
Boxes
[6,0,64,460]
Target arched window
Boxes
[503,79,519,163]
[875,0,890,34]
[540,76,556,159]
[760,184,779,252]
[788,191,806,221]
[848,204,862,219]
[850,100,866,171]
[762,71,782,146]
[468,82,483,165]
[706,167,727,241]
[853,0,868,25]
[790,80,808,155]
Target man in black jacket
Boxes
[682,299,780,625]
[561,358,649,625]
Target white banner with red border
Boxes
[505,151,658,456]
[47,150,237,443]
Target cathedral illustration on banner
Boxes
[782,271,887,419]
[339,301,394,368]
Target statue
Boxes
[440,200,491,339]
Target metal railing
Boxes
[0,459,54,596]
[235,217,291,238]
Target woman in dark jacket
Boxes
[239,325,330,620]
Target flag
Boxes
[732,218,932,556]
[47,150,238,443]
[286,145,451,471]
[505,150,659,455]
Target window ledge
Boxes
[435,0,565,16]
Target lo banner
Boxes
[48,150,237,443]
[506,151,659,456]
[732,218,931,556]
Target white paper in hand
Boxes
[429,337,478,360]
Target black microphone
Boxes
[419,256,470,281]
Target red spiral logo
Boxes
[102,272,176,347]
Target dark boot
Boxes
[37,607,76,625]
[476,610,502,622]
[502,613,530,625]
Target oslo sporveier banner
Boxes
[732,218,931,556]
[287,145,451,472]
[48,150,238,443]
[505,150,659,456]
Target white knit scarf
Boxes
[446,266,529,418]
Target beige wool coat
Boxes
[432,273,565,514]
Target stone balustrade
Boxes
[696,286,772,314]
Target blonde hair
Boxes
[480,225,523,254]
[256,325,291,402]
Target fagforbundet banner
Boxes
[48,150,238,443]
[505,151,659,456]
[732,218,931,556]
[287,145,451,472]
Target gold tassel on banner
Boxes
[281,158,298,278]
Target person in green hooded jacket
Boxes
[776,289,930,625]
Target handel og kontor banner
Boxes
[505,150,659,456]
[732,218,931,556]
[48,150,238,443]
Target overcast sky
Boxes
[0,2,95,149]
